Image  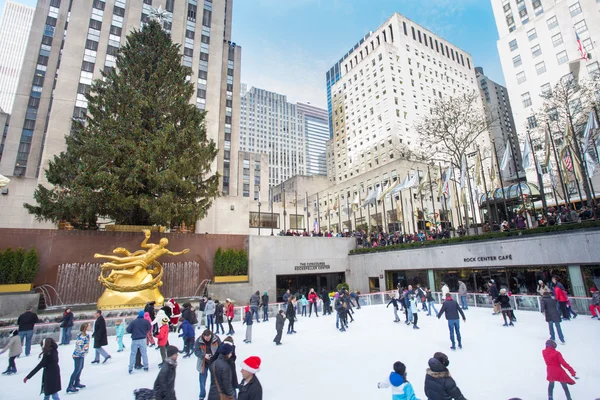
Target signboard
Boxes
[294,262,331,271]
[463,254,513,263]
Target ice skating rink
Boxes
[3,304,598,400]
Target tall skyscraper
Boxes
[0,0,242,228]
[296,102,328,176]
[0,1,35,114]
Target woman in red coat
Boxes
[225,299,235,335]
[542,339,577,400]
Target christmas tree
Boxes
[25,20,219,229]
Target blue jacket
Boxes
[378,372,419,400]
[179,320,195,339]
[244,310,253,325]
[126,315,152,340]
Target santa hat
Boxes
[241,356,261,374]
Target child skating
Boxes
[543,339,577,400]
[386,293,401,322]
[377,361,419,400]
[409,295,419,329]
[115,320,125,352]
[0,329,22,375]
[243,304,253,343]
[178,318,195,358]
[300,295,308,317]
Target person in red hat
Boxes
[590,287,600,318]
[238,356,262,400]
[542,339,577,400]
[168,299,181,332]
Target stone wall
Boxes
[0,293,40,318]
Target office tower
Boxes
[296,102,328,176]
[0,1,35,114]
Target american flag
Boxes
[564,148,573,172]
[576,32,588,60]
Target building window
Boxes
[521,92,532,108]
[187,4,197,22]
[583,38,593,52]
[574,20,587,35]
[527,28,537,41]
[556,50,568,65]
[569,2,582,17]
[527,115,537,129]
[516,71,526,84]
[588,62,600,78]
[546,16,558,30]
[531,44,542,58]
[512,55,522,67]
[509,39,518,51]
[540,82,551,95]
[249,212,279,229]
[551,33,563,48]
[202,9,211,27]
[535,61,547,75]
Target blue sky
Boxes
[1,0,505,109]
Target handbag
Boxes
[210,364,235,400]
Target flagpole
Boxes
[427,164,438,229]
[258,190,261,236]
[327,192,331,232]
[568,113,594,209]
[305,191,309,234]
[316,192,320,235]
[295,190,298,233]
[594,105,600,164]
[346,192,351,232]
[408,173,417,233]
[439,164,450,229]
[549,122,571,207]
[509,133,529,228]
[568,143,584,209]
[352,192,357,232]
[337,192,342,233]
[464,155,480,234]
[282,183,286,232]
[418,169,426,231]
[374,187,379,233]
[526,130,548,212]
[452,173,464,231]
[270,186,274,236]
[390,193,396,232]
[478,147,493,224]
[359,191,363,232]
[398,191,406,233]
[492,139,510,222]
[382,191,388,234]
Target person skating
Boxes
[457,281,468,310]
[207,342,235,400]
[386,293,401,322]
[441,282,449,299]
[308,288,319,317]
[590,287,600,319]
[181,302,197,328]
[66,323,90,393]
[219,337,239,394]
[153,345,179,400]
[404,287,413,326]
[225,299,235,335]
[488,281,500,315]
[17,306,40,357]
[299,295,308,317]
[494,289,515,327]
[127,310,152,373]
[115,320,125,352]
[540,291,565,344]
[424,352,466,400]
[350,290,362,310]
[24,338,61,400]
[537,280,550,296]
[565,298,578,319]
[194,329,221,400]
[214,300,225,335]
[144,312,156,348]
[282,290,291,310]
[156,317,170,367]
[543,339,577,400]
[0,329,22,375]
[261,292,269,322]
[286,296,297,334]
[551,276,570,321]
[415,285,427,312]
[91,310,111,364]
[198,296,207,329]
[342,289,355,322]
[178,318,195,358]
[377,361,419,400]
[437,294,466,350]
[167,299,182,333]
[243,304,253,344]
[59,308,74,346]
[145,301,157,335]
[204,297,216,332]
[273,310,285,345]
[409,295,419,329]
[238,356,263,400]
[335,293,348,332]
[249,291,261,323]
[426,288,438,317]
[320,288,331,315]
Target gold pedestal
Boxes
[97,269,164,310]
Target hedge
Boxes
[213,247,248,276]
[349,220,600,255]
[0,247,39,284]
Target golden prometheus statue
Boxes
[94,229,189,309]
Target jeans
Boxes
[287,318,295,332]
[548,321,565,342]
[309,302,318,316]
[250,306,259,323]
[69,357,85,388]
[447,319,461,347]
[354,297,361,309]
[245,324,252,342]
[427,301,438,316]
[393,308,399,321]
[117,336,124,351]
[301,305,307,316]
[460,296,468,309]
[274,329,283,344]
[128,339,148,370]
[94,347,110,362]
[61,326,72,345]
[43,394,60,400]
[407,311,413,323]
[558,302,569,320]
[18,330,34,356]
[206,315,214,332]
[199,370,208,399]
[262,305,268,321]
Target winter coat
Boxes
[204,300,215,316]
[537,284,550,296]
[320,290,331,304]
[403,290,413,307]
[275,313,285,331]
[426,292,434,302]
[415,288,426,300]
[0,335,22,358]
[181,306,195,324]
[215,303,224,324]
[409,298,418,314]
[153,309,168,327]
[334,297,345,313]
[592,291,600,306]
[156,323,170,347]
[437,299,466,321]
[207,354,235,400]
[299,297,308,306]
[115,324,125,338]
[238,376,263,400]
[554,285,568,303]
[261,294,269,307]
[249,294,260,307]
[72,333,90,358]
[169,301,181,326]
[144,302,156,321]
[17,310,40,332]
[127,315,152,340]
[540,295,561,323]
[225,303,235,319]
[286,302,296,320]
[153,358,177,400]
[494,294,512,311]
[59,311,74,328]
[244,310,253,325]
[214,343,239,389]
[92,316,108,348]
[282,292,290,303]
[378,372,419,400]
[308,291,319,304]
[26,343,61,396]
[488,284,498,299]
[424,358,466,400]
[387,298,399,310]
[441,285,449,298]
[194,334,221,373]
[198,299,206,312]
[178,320,195,340]
[457,282,467,296]
[543,347,576,384]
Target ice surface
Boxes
[2,305,598,399]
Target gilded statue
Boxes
[94,229,189,309]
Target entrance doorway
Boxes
[369,277,380,293]
[276,272,345,301]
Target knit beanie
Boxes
[219,342,233,356]
[166,345,179,357]
[138,310,145,318]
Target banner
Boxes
[460,154,467,189]
[522,135,532,170]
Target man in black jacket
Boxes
[273,310,285,345]
[540,291,565,344]
[488,281,499,315]
[320,288,331,315]
[153,345,179,400]
[437,294,466,350]
[17,306,40,357]
[424,352,466,400]
[92,310,111,364]
[207,343,235,400]
[238,356,263,400]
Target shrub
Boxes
[336,282,350,292]
[21,248,39,283]
[213,248,248,276]
[10,247,25,284]
[0,248,14,284]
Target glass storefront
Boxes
[385,270,429,290]
[276,272,345,301]
[582,265,600,293]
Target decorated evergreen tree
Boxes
[25,20,219,228]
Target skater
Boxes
[494,289,515,327]
[261,292,269,322]
[537,280,550,296]
[350,290,361,309]
[282,289,291,310]
[178,318,195,358]
[343,289,355,322]
[144,312,156,347]
[198,296,207,328]
[59,308,74,345]
[590,287,600,318]
[204,297,215,332]
[441,282,449,298]
[115,320,125,352]
[214,300,225,335]
[127,310,152,373]
[286,296,297,334]
[299,295,308,317]
[415,285,427,312]
[153,345,179,400]
[426,288,438,316]
[543,340,577,400]
[220,337,239,396]
[207,342,235,400]
[91,310,111,364]
[181,302,197,327]
[565,298,577,319]
[66,323,90,393]
[24,338,61,400]
[437,294,466,350]
[225,299,235,335]
[335,293,348,332]
[424,352,466,400]
[308,288,319,317]
[320,288,331,315]
[238,356,263,400]
[274,310,285,345]
[540,291,565,344]
[250,291,261,323]
[0,329,22,375]
[409,295,419,329]
[194,329,221,400]
[243,304,253,344]
[404,288,413,325]
[145,301,157,334]
[386,293,401,322]
[377,361,418,400]
[552,276,570,320]
[457,281,468,310]
[488,281,500,315]
[17,306,40,357]
[156,317,170,366]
